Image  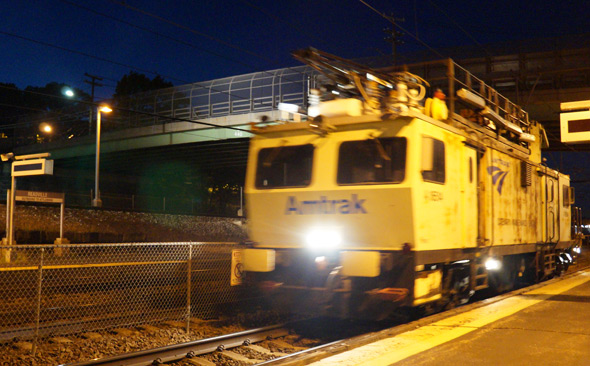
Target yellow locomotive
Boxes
[242,49,580,318]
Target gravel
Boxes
[0,318,246,365]
[0,204,247,243]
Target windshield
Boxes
[255,144,314,188]
[337,137,406,184]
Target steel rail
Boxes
[62,324,289,366]
[255,339,345,366]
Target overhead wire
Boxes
[0,1,318,138]
[0,83,254,135]
[237,0,329,47]
[0,30,190,84]
[104,0,318,82]
[57,0,311,111]
[108,0,281,64]
[0,23,302,131]
[427,0,492,58]
[10,0,529,143]
[0,102,49,114]
[358,0,579,162]
[58,0,260,73]
[357,0,445,59]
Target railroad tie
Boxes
[221,350,264,364]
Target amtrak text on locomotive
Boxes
[285,195,367,215]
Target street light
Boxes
[61,86,75,98]
[39,122,52,134]
[92,105,112,207]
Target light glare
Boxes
[485,258,502,271]
[278,103,299,114]
[39,122,52,134]
[305,228,342,250]
[61,87,75,98]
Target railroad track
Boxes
[64,324,294,366]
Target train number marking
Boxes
[425,191,443,202]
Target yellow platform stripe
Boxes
[309,270,590,366]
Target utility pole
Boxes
[84,73,104,135]
[383,14,405,65]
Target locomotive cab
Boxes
[243,110,477,317]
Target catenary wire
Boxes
[428,0,492,57]
[0,30,190,84]
[56,0,313,110]
[357,0,445,59]
[0,84,254,134]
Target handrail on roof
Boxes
[381,58,531,134]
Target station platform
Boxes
[309,268,590,366]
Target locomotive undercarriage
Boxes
[247,243,579,320]
[248,249,414,319]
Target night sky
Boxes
[2,0,590,100]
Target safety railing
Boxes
[382,59,532,136]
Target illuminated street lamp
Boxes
[39,122,52,134]
[61,87,75,98]
[92,105,112,207]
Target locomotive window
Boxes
[422,137,445,184]
[548,179,555,202]
[255,144,313,189]
[337,137,406,184]
[563,185,575,206]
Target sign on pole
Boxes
[15,190,64,204]
[11,158,53,177]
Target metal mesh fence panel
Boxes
[0,242,251,342]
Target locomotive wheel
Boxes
[488,257,518,293]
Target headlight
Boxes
[573,247,582,254]
[485,257,502,271]
[305,228,342,251]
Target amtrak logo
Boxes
[285,195,367,215]
[487,166,508,194]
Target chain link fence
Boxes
[0,242,252,343]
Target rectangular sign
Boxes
[15,190,64,204]
[230,249,243,286]
[560,110,590,143]
[12,159,54,177]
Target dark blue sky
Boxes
[2,0,590,100]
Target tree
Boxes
[113,71,173,100]
[0,82,89,125]
[0,82,25,121]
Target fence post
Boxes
[5,189,9,236]
[163,197,166,212]
[186,244,192,334]
[32,248,45,357]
